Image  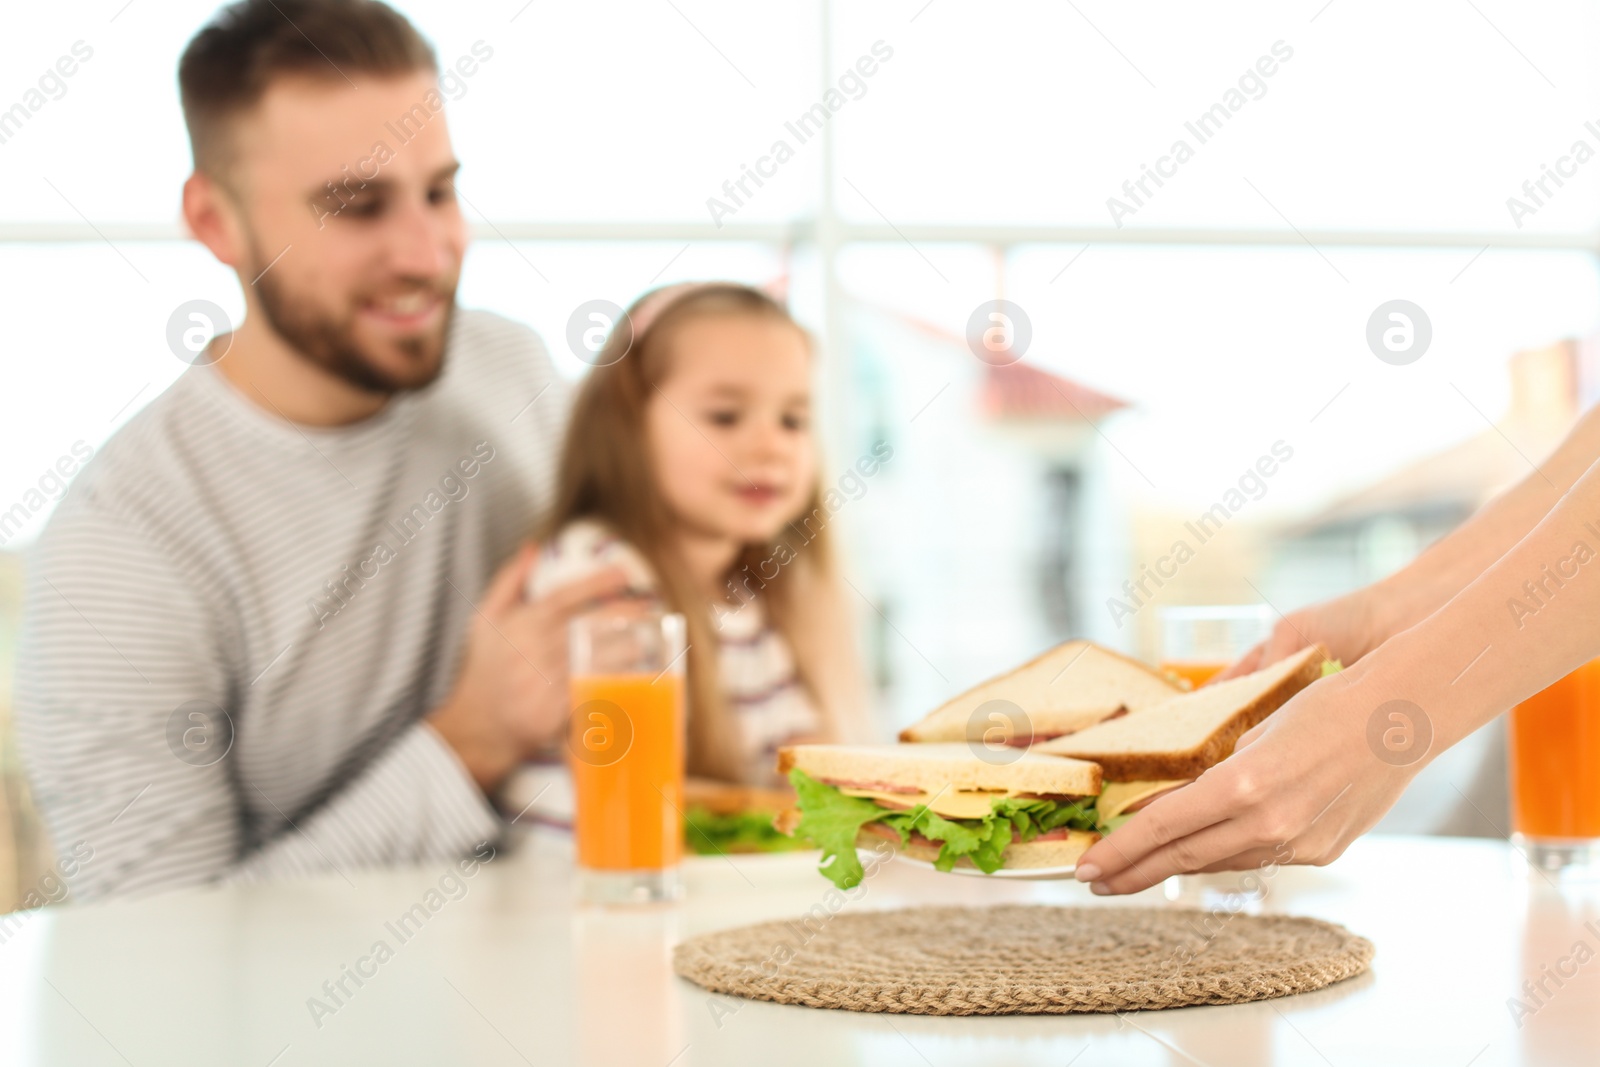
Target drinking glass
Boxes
[568,609,688,904]
[1509,658,1600,874]
[1157,604,1273,689]
[1156,604,1274,910]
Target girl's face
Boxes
[646,312,816,546]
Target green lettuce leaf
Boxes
[1035,798,1099,834]
[878,805,988,871]
[682,806,814,855]
[1097,812,1134,834]
[786,769,1102,886]
[969,817,1013,873]
[787,768,895,888]
[1321,659,1344,676]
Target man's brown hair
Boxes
[178,0,437,177]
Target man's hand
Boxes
[1212,588,1389,683]
[427,545,631,791]
[1073,664,1425,894]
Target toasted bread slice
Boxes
[856,823,1099,870]
[1035,646,1327,779]
[898,639,1182,744]
[777,742,1102,799]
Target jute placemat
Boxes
[673,905,1373,1015]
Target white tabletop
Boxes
[0,831,1595,1066]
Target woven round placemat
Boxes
[673,905,1373,1015]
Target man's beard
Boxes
[250,249,457,396]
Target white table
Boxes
[0,831,1595,1066]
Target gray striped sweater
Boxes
[14,309,567,900]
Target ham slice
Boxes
[857,792,1089,812]
[819,776,921,794]
[861,821,1076,848]
[1025,827,1077,842]
[997,707,1131,746]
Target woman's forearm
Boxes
[1081,408,1600,895]
[1370,407,1600,642]
[1352,446,1600,754]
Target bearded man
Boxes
[15,0,624,900]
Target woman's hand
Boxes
[1074,663,1428,894]
[1213,587,1391,682]
[1085,408,1600,892]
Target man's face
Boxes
[226,71,466,393]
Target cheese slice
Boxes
[839,787,1018,820]
[1096,779,1191,821]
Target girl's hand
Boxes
[1074,665,1428,894]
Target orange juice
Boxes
[1159,660,1227,690]
[1509,658,1600,839]
[569,671,685,871]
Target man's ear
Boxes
[182,171,246,270]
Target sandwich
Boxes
[777,645,1329,888]
[1033,644,1328,779]
[682,778,814,855]
[774,743,1104,889]
[897,639,1182,745]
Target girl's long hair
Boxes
[540,283,867,782]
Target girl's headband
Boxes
[626,282,715,341]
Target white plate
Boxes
[888,852,1082,881]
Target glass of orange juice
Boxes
[1157,605,1272,690]
[1509,658,1600,873]
[568,608,688,904]
[1157,604,1273,911]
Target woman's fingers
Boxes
[1213,614,1321,684]
[1076,772,1238,884]
[1087,818,1266,895]
[1076,664,1415,896]
[1085,777,1326,893]
[1211,641,1265,682]
[1233,719,1268,750]
[1196,845,1294,874]
[1261,617,1312,666]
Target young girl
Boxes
[532,282,872,785]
